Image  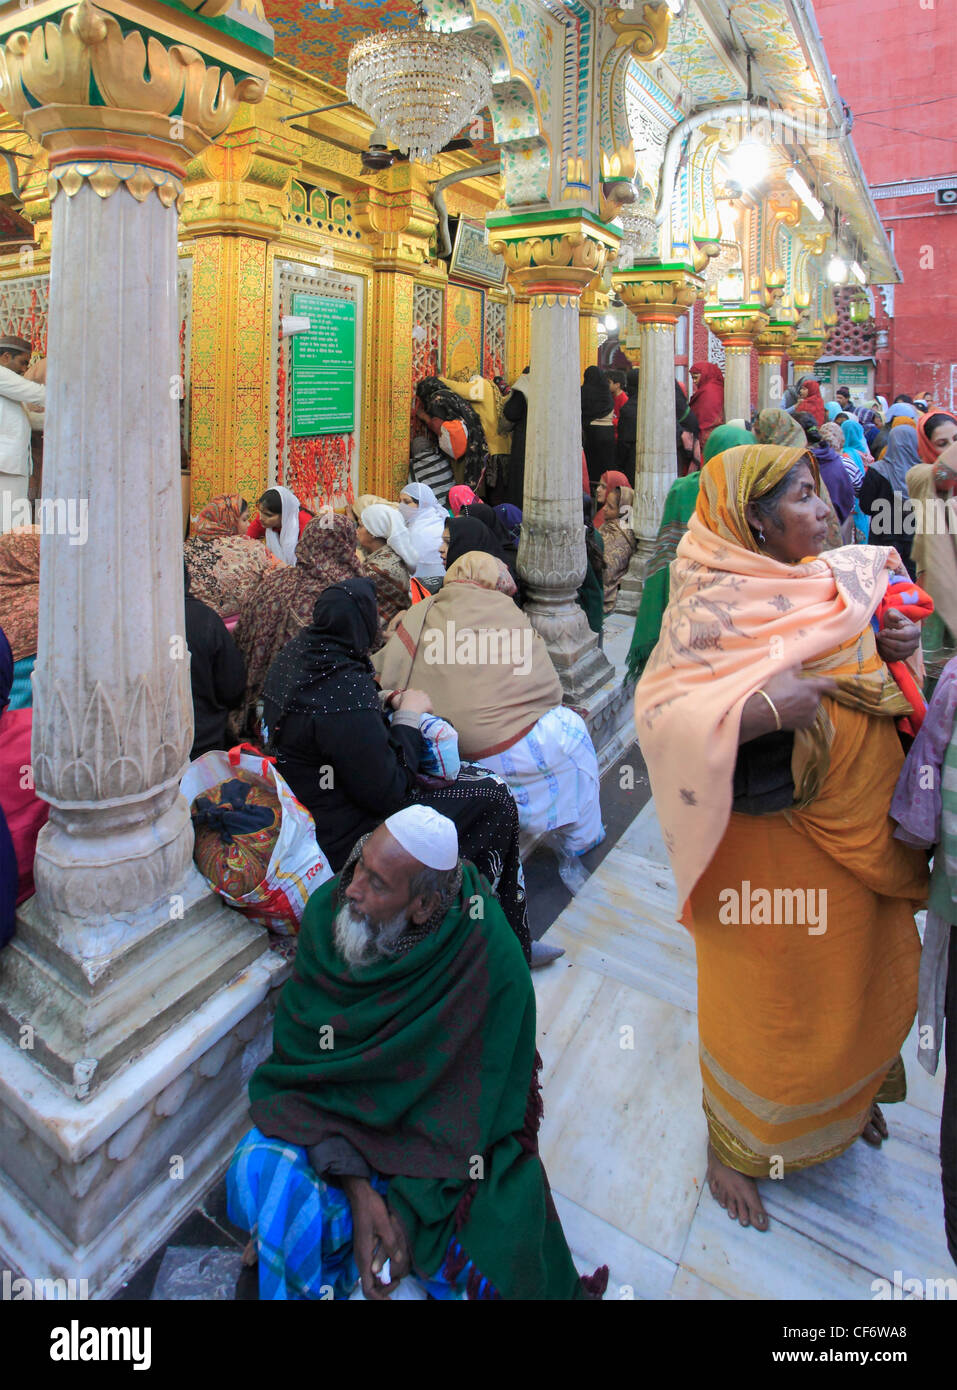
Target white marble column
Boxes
[519,296,612,701]
[722,343,754,421]
[611,268,699,610]
[757,354,782,412]
[31,185,193,939]
[630,317,679,584]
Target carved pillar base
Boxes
[0,944,289,1299]
[0,870,268,1093]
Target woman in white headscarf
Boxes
[398,481,447,590]
[246,485,312,566]
[357,503,416,636]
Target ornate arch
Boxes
[424,0,553,206]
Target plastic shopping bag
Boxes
[181,743,332,935]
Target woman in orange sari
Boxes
[635,444,929,1230]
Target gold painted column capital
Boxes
[353,173,438,273]
[613,264,704,327]
[487,210,620,306]
[181,123,300,240]
[788,334,828,371]
[703,306,770,352]
[754,321,798,362]
[0,0,272,211]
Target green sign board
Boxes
[835,362,871,387]
[290,292,356,437]
[813,364,831,382]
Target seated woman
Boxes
[398,482,447,593]
[448,485,477,516]
[184,565,247,759]
[357,504,416,638]
[374,553,604,860]
[494,502,522,546]
[246,486,314,565]
[185,493,281,626]
[0,626,48,942]
[441,514,521,599]
[261,577,530,958]
[234,513,361,740]
[0,527,39,709]
[598,481,636,614]
[592,470,630,529]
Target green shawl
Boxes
[626,425,755,682]
[625,471,701,682]
[249,862,593,1300]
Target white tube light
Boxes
[665,0,683,12]
[850,261,866,284]
[785,167,824,221]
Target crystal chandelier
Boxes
[618,212,657,261]
[346,13,493,166]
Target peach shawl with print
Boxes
[634,444,911,908]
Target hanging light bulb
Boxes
[727,137,769,191]
[603,315,619,334]
[826,255,847,284]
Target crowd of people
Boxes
[2,344,955,1297]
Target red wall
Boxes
[814,0,957,404]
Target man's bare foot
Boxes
[860,1103,889,1147]
[706,1144,770,1231]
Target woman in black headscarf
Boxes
[440,514,522,601]
[581,366,616,485]
[459,500,521,580]
[262,577,531,956]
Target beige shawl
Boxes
[372,552,562,758]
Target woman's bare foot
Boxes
[241,1237,258,1267]
[860,1102,889,1147]
[706,1144,770,1231]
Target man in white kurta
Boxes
[0,335,45,533]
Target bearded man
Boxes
[228,805,605,1301]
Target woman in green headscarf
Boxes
[625,423,754,682]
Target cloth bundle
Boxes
[415,713,461,782]
[871,572,934,736]
[192,775,280,898]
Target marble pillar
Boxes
[489,213,620,702]
[613,267,701,610]
[704,309,769,422]
[0,0,283,1297]
[519,296,611,700]
[755,324,797,413]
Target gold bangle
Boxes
[755,687,782,732]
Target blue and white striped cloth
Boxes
[227,1127,490,1301]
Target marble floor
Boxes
[534,799,953,1300]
